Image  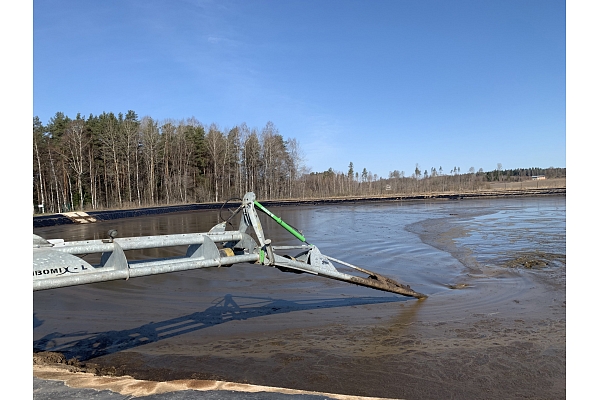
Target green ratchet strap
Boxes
[253,200,308,244]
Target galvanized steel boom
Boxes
[33,192,426,298]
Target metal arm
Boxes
[33,192,426,299]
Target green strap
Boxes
[254,200,308,243]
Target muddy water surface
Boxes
[33,196,566,399]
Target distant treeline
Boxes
[303,164,565,199]
[33,111,566,213]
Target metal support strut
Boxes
[33,192,426,299]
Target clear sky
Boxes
[33,0,566,178]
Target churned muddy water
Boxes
[33,195,566,399]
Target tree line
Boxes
[32,111,566,213]
[299,163,566,199]
[33,111,304,213]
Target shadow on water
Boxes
[34,294,408,361]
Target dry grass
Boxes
[485,177,566,191]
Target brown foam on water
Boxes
[34,364,398,400]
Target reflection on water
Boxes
[452,201,566,267]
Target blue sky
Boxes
[33,0,566,178]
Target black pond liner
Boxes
[33,188,565,228]
[33,203,220,228]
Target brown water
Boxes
[33,196,566,399]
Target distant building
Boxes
[532,175,546,180]
[385,185,392,191]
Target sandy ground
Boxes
[33,362,391,400]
